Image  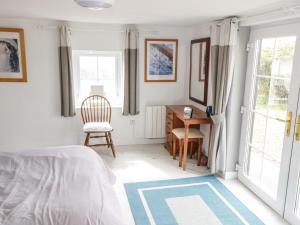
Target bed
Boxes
[0,145,125,225]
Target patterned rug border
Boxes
[124,175,265,225]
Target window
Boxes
[73,50,122,107]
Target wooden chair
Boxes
[172,128,204,167]
[81,95,116,158]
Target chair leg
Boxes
[189,142,194,159]
[108,132,116,158]
[105,132,110,148]
[179,140,183,167]
[173,135,177,160]
[197,139,203,166]
[84,133,90,146]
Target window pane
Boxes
[268,78,290,119]
[79,56,97,80]
[79,80,97,103]
[254,77,270,114]
[98,56,117,102]
[262,118,285,197]
[78,56,98,104]
[98,56,116,79]
[258,38,275,76]
[272,36,296,77]
[248,147,263,182]
[250,113,266,150]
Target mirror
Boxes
[189,38,210,106]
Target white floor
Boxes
[94,144,289,225]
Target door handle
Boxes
[278,112,293,136]
[265,111,292,136]
[296,115,300,141]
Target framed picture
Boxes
[144,38,178,82]
[0,28,27,82]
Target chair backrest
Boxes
[81,95,112,124]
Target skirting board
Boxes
[80,135,166,146]
[217,170,238,180]
[115,138,165,146]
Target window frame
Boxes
[72,50,123,108]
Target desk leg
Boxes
[182,123,189,170]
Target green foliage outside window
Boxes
[255,40,294,111]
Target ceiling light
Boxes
[74,0,115,10]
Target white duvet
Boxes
[0,145,126,225]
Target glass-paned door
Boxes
[239,23,300,215]
[246,36,295,198]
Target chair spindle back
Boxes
[81,95,112,124]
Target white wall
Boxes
[0,18,190,149]
[0,19,82,150]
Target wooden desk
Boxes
[165,105,213,170]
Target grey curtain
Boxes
[59,25,75,117]
[123,25,139,115]
[209,17,239,174]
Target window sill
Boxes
[75,105,122,110]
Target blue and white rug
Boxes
[124,176,264,225]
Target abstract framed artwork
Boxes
[0,28,27,82]
[144,38,178,82]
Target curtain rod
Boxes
[212,4,300,26]
[239,4,300,26]
[214,17,240,26]
[71,27,125,33]
[34,24,158,33]
[241,4,300,21]
[34,24,124,32]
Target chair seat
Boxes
[83,122,113,133]
[172,128,204,139]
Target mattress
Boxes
[0,145,126,225]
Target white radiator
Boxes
[145,106,166,139]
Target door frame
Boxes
[238,22,300,215]
[284,86,300,224]
[283,26,300,223]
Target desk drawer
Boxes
[166,119,172,130]
[166,109,173,119]
[166,131,173,154]
[167,133,173,144]
[166,125,171,133]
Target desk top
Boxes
[166,105,212,124]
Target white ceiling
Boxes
[0,0,297,25]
